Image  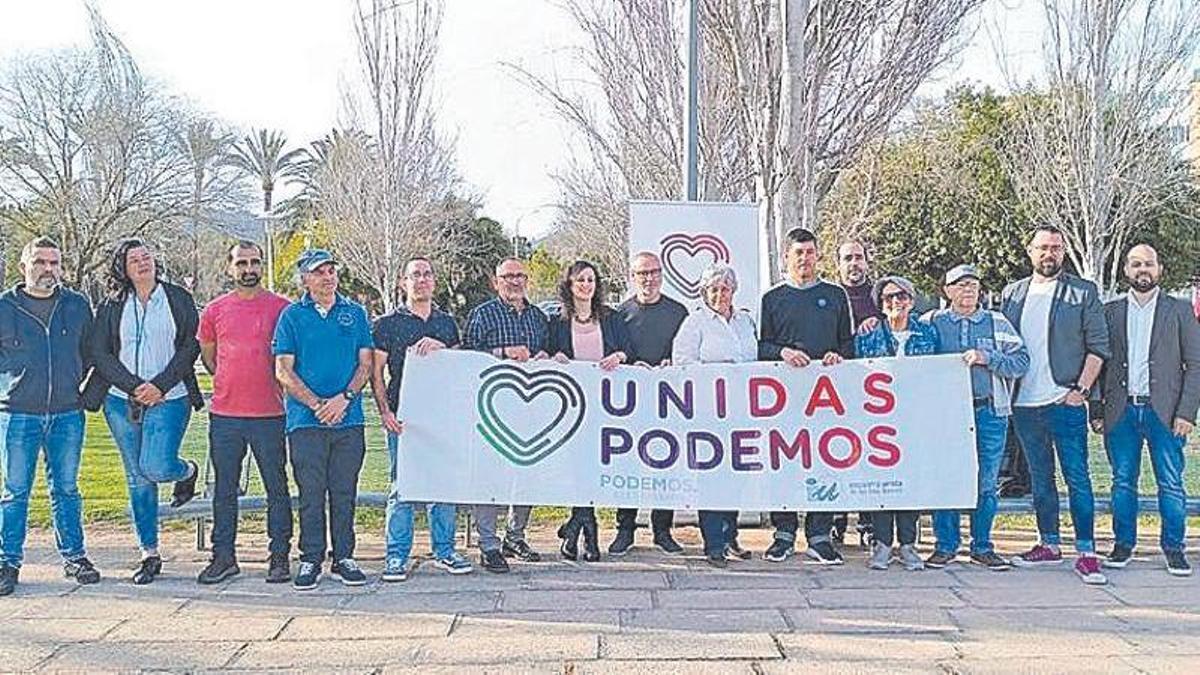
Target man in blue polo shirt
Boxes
[273,249,374,591]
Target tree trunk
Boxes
[776,0,810,253]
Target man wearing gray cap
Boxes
[925,264,1030,571]
[273,249,375,591]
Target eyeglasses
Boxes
[633,268,663,279]
[881,290,911,303]
[498,272,528,282]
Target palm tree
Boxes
[180,119,235,291]
[229,129,304,290]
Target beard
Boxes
[33,273,60,291]
[237,272,261,288]
[1036,259,1062,277]
[1130,274,1158,293]
[843,269,866,286]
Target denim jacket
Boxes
[853,313,940,359]
[925,307,1030,417]
[0,285,94,414]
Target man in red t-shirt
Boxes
[195,241,293,585]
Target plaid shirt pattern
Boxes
[464,297,549,354]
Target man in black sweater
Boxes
[759,227,854,565]
[608,252,689,556]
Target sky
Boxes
[0,0,1050,239]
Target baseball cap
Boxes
[296,249,336,273]
[944,264,981,286]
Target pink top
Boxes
[571,320,605,362]
[198,290,291,417]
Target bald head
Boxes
[1124,244,1161,294]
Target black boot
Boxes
[557,516,581,561]
[581,517,601,562]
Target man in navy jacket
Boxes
[0,237,99,596]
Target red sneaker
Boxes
[1075,555,1108,585]
[1012,544,1064,567]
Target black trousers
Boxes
[615,508,674,534]
[208,414,292,558]
[771,511,834,546]
[288,426,366,564]
[870,510,919,547]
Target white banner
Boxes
[395,351,978,511]
[628,201,762,324]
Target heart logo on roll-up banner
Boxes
[659,233,732,299]
[475,364,587,466]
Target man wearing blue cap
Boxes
[273,249,375,591]
[924,264,1029,571]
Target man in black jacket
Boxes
[0,237,99,596]
[758,227,854,566]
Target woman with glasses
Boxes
[83,239,204,585]
[547,260,630,562]
[854,275,940,571]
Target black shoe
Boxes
[293,561,321,590]
[132,555,162,585]
[969,551,1012,571]
[705,554,728,569]
[557,520,581,561]
[266,553,291,583]
[763,539,793,563]
[724,542,752,561]
[653,533,684,555]
[502,538,542,562]
[805,541,845,566]
[581,520,601,562]
[481,549,510,574]
[608,528,635,556]
[63,557,101,585]
[330,558,368,586]
[1103,545,1134,569]
[925,550,957,569]
[0,564,18,596]
[171,460,200,508]
[1166,551,1192,577]
[197,556,240,585]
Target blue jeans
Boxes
[103,395,192,551]
[386,432,456,562]
[1013,402,1095,553]
[208,415,292,558]
[698,510,738,557]
[1105,403,1188,552]
[934,405,1009,555]
[0,410,87,567]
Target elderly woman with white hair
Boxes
[672,263,757,568]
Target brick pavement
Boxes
[1,523,1197,673]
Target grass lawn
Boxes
[19,372,1200,536]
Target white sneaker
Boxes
[867,542,892,570]
[898,544,925,571]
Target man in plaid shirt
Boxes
[463,257,549,573]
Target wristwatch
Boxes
[1070,384,1090,397]
[342,389,358,401]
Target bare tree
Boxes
[178,118,242,290]
[1002,0,1200,293]
[0,6,200,288]
[315,0,465,313]
[521,0,983,282]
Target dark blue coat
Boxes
[546,307,632,360]
[0,285,94,414]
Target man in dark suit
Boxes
[1091,244,1199,577]
[1000,225,1111,585]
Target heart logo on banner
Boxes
[659,232,733,299]
[476,364,587,466]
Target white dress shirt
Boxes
[112,284,187,400]
[672,304,758,365]
[1126,288,1159,397]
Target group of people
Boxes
[0,222,1196,597]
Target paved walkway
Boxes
[1,523,1198,673]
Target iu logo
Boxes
[658,233,732,299]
